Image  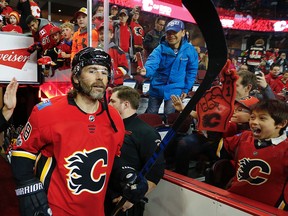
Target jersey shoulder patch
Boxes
[36,100,52,110]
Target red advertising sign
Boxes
[0,48,31,70]
[0,32,39,84]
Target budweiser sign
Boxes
[0,48,31,70]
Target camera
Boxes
[255,70,262,77]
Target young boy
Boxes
[71,7,98,60]
[220,99,288,210]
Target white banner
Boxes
[0,32,39,84]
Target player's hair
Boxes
[112,86,140,110]
[237,70,257,91]
[26,15,37,25]
[60,22,74,31]
[251,99,288,134]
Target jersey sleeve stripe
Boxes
[11,150,37,160]
[39,157,53,183]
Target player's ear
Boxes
[73,75,79,84]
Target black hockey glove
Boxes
[15,178,52,216]
[120,166,148,204]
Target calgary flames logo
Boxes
[65,148,108,195]
[134,27,143,36]
[237,158,270,185]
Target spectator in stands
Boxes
[143,17,166,57]
[42,25,73,76]
[109,4,119,21]
[170,68,274,176]
[130,6,144,54]
[0,14,4,30]
[219,99,288,210]
[26,15,55,56]
[129,6,144,74]
[198,52,208,70]
[253,69,276,100]
[265,64,281,86]
[138,19,198,115]
[97,22,128,86]
[114,8,133,75]
[0,0,13,24]
[245,38,266,73]
[71,7,98,60]
[17,0,41,32]
[92,2,104,29]
[2,11,23,33]
[275,52,288,74]
[59,22,74,70]
[106,85,165,215]
[238,63,248,71]
[270,70,288,101]
[172,95,259,176]
[0,77,18,132]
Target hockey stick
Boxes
[112,0,227,215]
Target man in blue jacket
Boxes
[138,19,198,115]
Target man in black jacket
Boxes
[107,85,165,216]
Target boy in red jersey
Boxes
[97,22,128,86]
[26,15,55,55]
[220,99,288,210]
[11,48,148,216]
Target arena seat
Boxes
[165,112,194,135]
[137,113,165,128]
[205,159,235,189]
[196,70,207,84]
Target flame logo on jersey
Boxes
[134,27,143,36]
[65,148,108,195]
[237,158,270,185]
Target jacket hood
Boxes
[38,18,50,30]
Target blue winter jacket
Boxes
[144,36,198,101]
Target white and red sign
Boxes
[0,32,39,84]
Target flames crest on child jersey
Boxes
[237,158,270,185]
[65,148,108,195]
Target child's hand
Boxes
[171,95,185,112]
[136,66,146,76]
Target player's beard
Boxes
[79,79,106,100]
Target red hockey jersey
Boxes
[13,96,125,215]
[224,131,288,209]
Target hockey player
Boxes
[11,48,148,216]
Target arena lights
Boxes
[108,0,288,32]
